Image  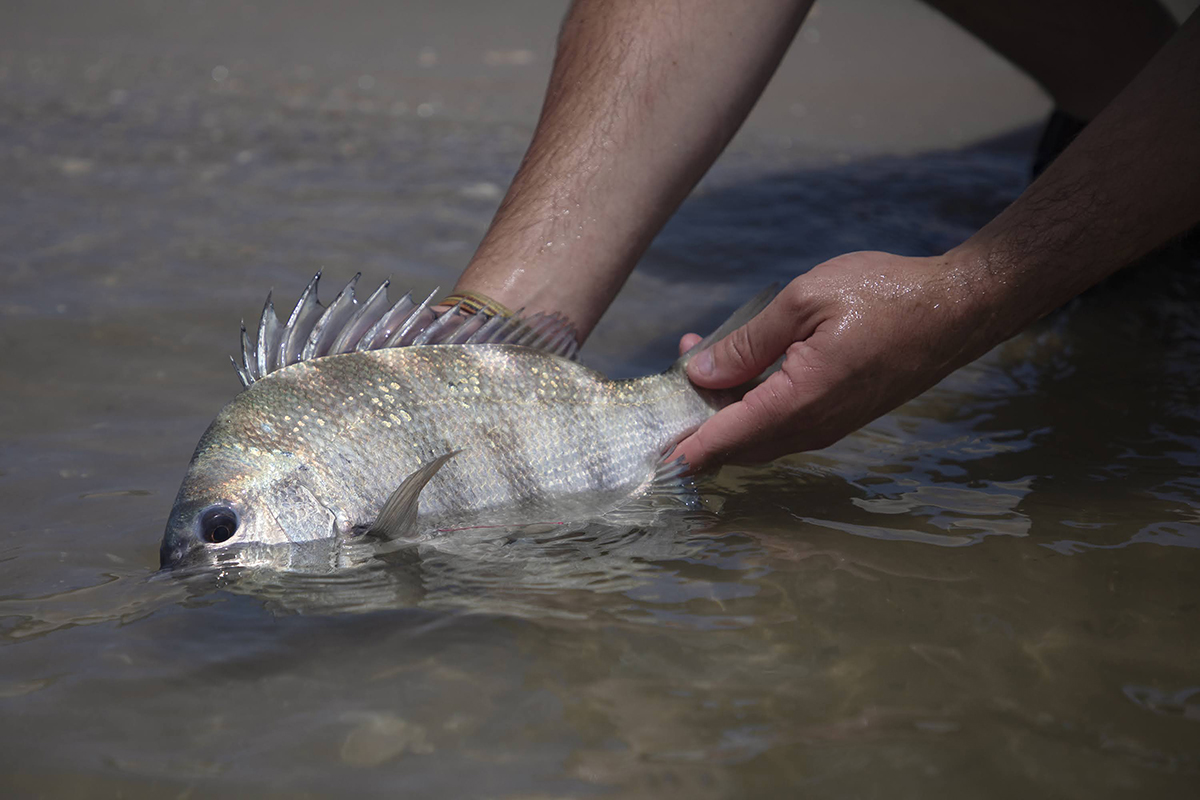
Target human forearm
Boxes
[949,8,1200,350]
[454,0,812,339]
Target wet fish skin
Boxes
[161,344,715,567]
[162,279,776,570]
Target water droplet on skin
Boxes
[416,103,434,118]
[211,65,229,82]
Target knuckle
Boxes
[742,381,795,428]
[783,341,832,376]
[780,279,810,317]
[724,327,759,370]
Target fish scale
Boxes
[295,345,708,520]
[161,277,775,569]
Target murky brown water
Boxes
[3,1,1199,797]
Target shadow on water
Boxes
[609,125,1037,373]
[650,126,1039,284]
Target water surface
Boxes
[3,1,1199,797]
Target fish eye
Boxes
[200,506,239,544]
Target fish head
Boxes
[160,411,344,569]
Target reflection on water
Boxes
[194,509,721,619]
[4,3,1200,797]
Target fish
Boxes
[160,274,773,570]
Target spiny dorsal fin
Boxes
[234,273,580,388]
[368,451,460,544]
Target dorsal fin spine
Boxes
[463,312,506,345]
[234,276,581,388]
[383,288,438,347]
[239,322,257,382]
[332,279,390,354]
[358,291,414,352]
[280,271,323,368]
[411,299,465,346]
[302,273,360,361]
[255,293,281,377]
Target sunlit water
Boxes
[3,3,1200,798]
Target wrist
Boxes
[930,244,1028,366]
[453,245,637,341]
[436,289,515,320]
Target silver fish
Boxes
[160,275,772,569]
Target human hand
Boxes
[670,250,998,471]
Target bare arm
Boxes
[674,9,1200,469]
[452,0,812,339]
[953,6,1200,342]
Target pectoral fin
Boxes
[367,451,460,541]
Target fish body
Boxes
[160,277,772,569]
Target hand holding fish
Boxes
[671,250,995,470]
[675,3,1200,467]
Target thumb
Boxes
[687,293,803,390]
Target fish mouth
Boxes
[159,529,203,570]
[159,540,245,573]
[159,544,196,571]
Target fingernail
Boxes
[693,350,713,377]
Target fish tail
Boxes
[669,285,779,375]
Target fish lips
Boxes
[159,531,254,571]
[159,527,203,570]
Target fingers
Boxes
[671,370,803,470]
[678,333,702,357]
[687,288,808,390]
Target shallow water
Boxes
[4,1,1200,797]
